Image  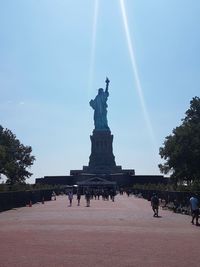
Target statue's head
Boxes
[98,88,103,94]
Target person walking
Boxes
[151,193,159,217]
[190,194,199,226]
[85,190,91,207]
[77,191,81,206]
[68,191,73,207]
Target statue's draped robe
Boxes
[90,90,109,130]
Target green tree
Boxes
[0,125,35,184]
[159,97,200,185]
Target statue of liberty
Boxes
[89,77,110,131]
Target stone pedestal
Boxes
[83,130,122,174]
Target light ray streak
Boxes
[88,0,99,97]
[119,0,156,147]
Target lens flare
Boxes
[88,0,99,97]
[119,0,156,147]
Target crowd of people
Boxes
[65,188,116,207]
[52,188,200,226]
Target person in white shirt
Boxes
[68,191,73,207]
[190,194,199,226]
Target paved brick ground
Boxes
[0,194,199,267]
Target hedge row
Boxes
[0,189,53,212]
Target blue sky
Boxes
[0,0,200,183]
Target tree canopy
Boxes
[159,96,200,184]
[0,126,35,184]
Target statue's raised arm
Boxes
[105,77,110,93]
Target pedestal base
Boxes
[85,130,121,174]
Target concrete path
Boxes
[0,194,199,267]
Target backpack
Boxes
[152,196,159,205]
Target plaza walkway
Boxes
[0,194,199,267]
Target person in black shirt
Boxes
[151,193,159,217]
